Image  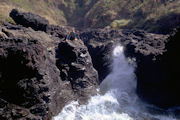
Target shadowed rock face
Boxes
[1,8,180,119]
[123,28,180,109]
[9,9,69,39]
[83,27,180,110]
[138,27,180,109]
[56,40,98,102]
[80,28,180,109]
[80,29,167,83]
[10,9,49,32]
[0,9,99,119]
[0,25,75,119]
[79,29,122,83]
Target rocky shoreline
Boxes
[0,9,98,120]
[0,9,179,119]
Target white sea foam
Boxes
[53,45,177,120]
[53,90,133,120]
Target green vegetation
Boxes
[0,0,67,25]
[81,0,180,34]
[0,0,179,33]
[110,19,131,28]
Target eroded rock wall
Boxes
[0,9,99,120]
[80,28,180,109]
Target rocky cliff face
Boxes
[0,24,71,120]
[0,9,98,120]
[56,40,98,102]
[80,28,180,109]
[123,28,180,109]
[0,8,180,119]
[80,29,167,82]
[134,27,180,109]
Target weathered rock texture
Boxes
[9,9,68,38]
[0,9,99,120]
[80,29,115,82]
[10,9,49,32]
[80,29,167,83]
[0,24,74,120]
[56,40,98,102]
[80,28,180,109]
[1,8,180,119]
[133,27,180,109]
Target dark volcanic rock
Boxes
[10,9,49,32]
[80,29,117,82]
[46,25,68,38]
[0,25,74,119]
[82,27,180,109]
[0,16,99,119]
[80,28,167,83]
[9,9,69,39]
[133,27,180,109]
[56,39,99,102]
[3,8,180,118]
[163,27,180,107]
[80,28,180,109]
[122,28,180,109]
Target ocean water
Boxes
[53,45,177,120]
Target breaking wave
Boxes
[53,45,177,120]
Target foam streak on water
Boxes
[53,45,177,120]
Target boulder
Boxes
[10,9,49,32]
[9,9,69,39]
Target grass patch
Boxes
[110,19,131,28]
[0,0,179,32]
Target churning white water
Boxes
[53,45,177,120]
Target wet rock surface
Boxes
[80,28,180,109]
[123,28,180,109]
[80,29,167,83]
[80,29,115,83]
[135,28,180,109]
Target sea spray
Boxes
[53,91,133,120]
[53,45,177,120]
[100,45,136,94]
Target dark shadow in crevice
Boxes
[0,50,40,108]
